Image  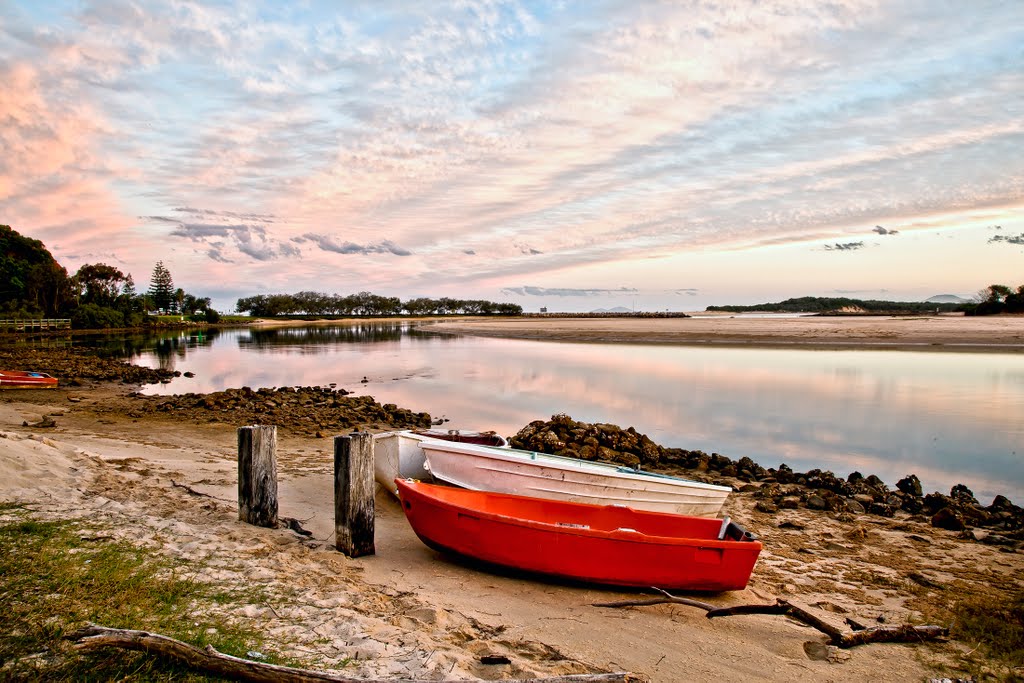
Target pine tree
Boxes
[148,261,175,313]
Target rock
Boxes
[826,646,851,664]
[807,494,827,510]
[907,534,932,544]
[932,507,966,531]
[896,474,923,497]
[845,499,866,514]
[756,500,778,513]
[780,496,801,509]
[950,483,979,506]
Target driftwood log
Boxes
[65,624,640,683]
[592,593,948,649]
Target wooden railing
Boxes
[0,318,72,331]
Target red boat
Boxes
[0,370,58,390]
[395,479,761,591]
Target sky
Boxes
[2,1,1022,314]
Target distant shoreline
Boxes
[419,313,1024,352]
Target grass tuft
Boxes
[950,589,1024,669]
[0,505,279,680]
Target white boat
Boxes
[372,429,508,496]
[419,440,732,517]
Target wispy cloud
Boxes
[824,242,866,251]
[989,233,1024,246]
[295,233,412,256]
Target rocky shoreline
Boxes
[511,415,1024,548]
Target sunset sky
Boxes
[2,1,1022,313]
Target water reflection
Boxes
[103,325,1024,502]
[242,324,406,348]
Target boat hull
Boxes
[420,440,731,517]
[373,429,507,496]
[0,370,58,390]
[395,479,760,591]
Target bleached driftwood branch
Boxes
[66,624,640,683]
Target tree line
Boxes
[2,224,216,328]
[235,292,522,317]
[1,223,522,329]
[967,284,1024,315]
[706,290,1023,316]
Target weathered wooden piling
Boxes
[334,432,375,557]
[237,425,278,528]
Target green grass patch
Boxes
[0,504,280,680]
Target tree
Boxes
[0,224,73,316]
[74,263,129,307]
[148,262,175,313]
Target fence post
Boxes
[334,432,375,557]
[238,425,278,527]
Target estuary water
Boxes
[119,323,1023,503]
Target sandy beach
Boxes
[1,316,1022,681]
[422,313,1024,351]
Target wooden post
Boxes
[237,425,278,528]
[334,432,375,557]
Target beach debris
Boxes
[65,624,641,682]
[593,591,949,649]
[170,480,217,499]
[22,416,56,428]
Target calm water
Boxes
[117,324,1023,503]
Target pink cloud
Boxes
[0,61,136,261]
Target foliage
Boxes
[0,504,280,680]
[148,261,176,313]
[1,225,221,330]
[706,296,965,314]
[73,263,130,307]
[965,283,1024,316]
[69,303,127,330]
[0,224,73,316]
[235,291,522,317]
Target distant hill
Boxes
[590,306,632,313]
[925,294,970,304]
[706,296,966,314]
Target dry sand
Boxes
[422,313,1024,351]
[2,315,1022,681]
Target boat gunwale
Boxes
[419,440,732,493]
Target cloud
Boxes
[296,233,412,256]
[141,212,298,262]
[823,241,865,251]
[872,225,899,235]
[501,286,639,297]
[174,207,277,222]
[989,233,1024,246]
